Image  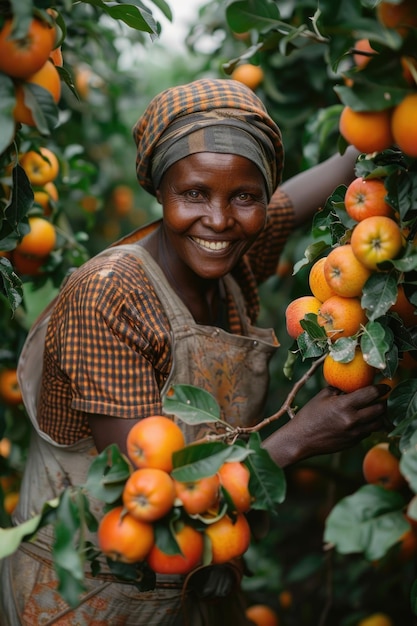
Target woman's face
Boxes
[156,152,268,280]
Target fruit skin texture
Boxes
[245,603,280,626]
[339,106,393,154]
[285,295,321,340]
[14,60,61,127]
[362,442,407,491]
[0,368,23,405]
[308,257,336,302]
[218,461,252,513]
[0,18,56,79]
[15,217,56,259]
[122,467,176,522]
[20,147,59,186]
[323,349,375,393]
[350,216,404,270]
[174,474,220,515]
[205,512,251,564]
[317,295,367,341]
[230,64,264,91]
[391,93,417,158]
[358,612,394,626]
[344,177,393,222]
[126,415,185,473]
[324,245,371,298]
[147,523,204,575]
[97,506,155,564]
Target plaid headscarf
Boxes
[132,78,284,198]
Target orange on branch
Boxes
[122,467,175,522]
[231,64,264,91]
[391,93,417,158]
[317,295,367,341]
[15,217,56,258]
[285,295,321,340]
[34,181,58,215]
[0,17,56,79]
[97,506,154,564]
[245,604,280,626]
[323,244,371,298]
[377,0,417,34]
[126,415,185,472]
[323,349,376,393]
[353,39,377,68]
[390,283,417,327]
[350,215,404,270]
[205,512,251,564]
[14,60,61,127]
[20,147,59,186]
[0,368,22,405]
[309,257,337,302]
[11,251,45,277]
[362,442,407,491]
[147,522,204,575]
[218,461,252,513]
[339,106,394,154]
[344,177,393,222]
[174,474,220,516]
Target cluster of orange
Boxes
[285,175,412,393]
[97,415,254,575]
[1,147,59,276]
[0,14,63,128]
[339,0,417,157]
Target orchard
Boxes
[2,0,417,625]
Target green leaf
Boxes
[245,433,286,511]
[84,444,131,503]
[171,441,250,481]
[163,384,221,425]
[360,321,392,369]
[361,272,398,321]
[0,257,23,314]
[324,484,408,561]
[82,0,158,34]
[400,430,417,493]
[19,83,59,135]
[0,73,16,154]
[297,330,326,360]
[328,336,357,362]
[226,0,282,34]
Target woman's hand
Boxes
[262,384,389,468]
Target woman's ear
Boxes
[156,189,162,204]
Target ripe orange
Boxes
[396,526,417,563]
[111,184,134,216]
[362,442,406,491]
[350,215,404,270]
[0,437,11,458]
[285,295,322,340]
[323,349,376,393]
[126,415,185,473]
[353,38,377,68]
[339,106,394,154]
[80,195,100,213]
[317,295,367,341]
[0,17,56,79]
[391,93,417,158]
[34,181,59,216]
[377,0,417,34]
[0,368,23,405]
[231,64,264,91]
[278,589,293,610]
[309,257,337,302]
[20,147,59,186]
[11,251,45,277]
[390,284,416,327]
[3,491,19,516]
[174,474,220,515]
[218,461,252,513]
[15,217,56,258]
[97,506,154,564]
[122,467,176,522]
[358,613,393,626]
[14,60,61,127]
[147,522,204,575]
[205,512,251,564]
[344,177,393,222]
[245,603,280,626]
[324,245,371,298]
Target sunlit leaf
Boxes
[163,384,221,424]
[361,272,398,321]
[360,321,392,369]
[328,336,357,362]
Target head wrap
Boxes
[132,78,284,199]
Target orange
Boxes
[400,56,417,85]
[350,216,404,270]
[97,506,154,564]
[231,64,264,91]
[324,245,372,298]
[390,284,416,327]
[174,474,220,515]
[15,217,56,258]
[218,461,252,513]
[111,184,134,216]
[0,368,22,405]
[126,415,185,473]
[344,177,393,222]
[0,438,11,458]
[317,295,367,341]
[80,195,100,213]
[205,512,251,564]
[285,295,322,340]
[278,589,293,610]
[353,39,377,68]
[245,603,279,626]
[323,349,376,393]
[3,491,19,515]
[147,522,204,575]
[0,17,56,79]
[20,147,59,186]
[49,46,63,67]
[377,0,417,34]
[11,251,45,277]
[391,93,417,158]
[14,60,61,127]
[122,467,175,522]
[33,181,58,215]
[396,526,417,563]
[309,257,337,302]
[339,106,394,154]
[358,612,394,626]
[362,442,406,491]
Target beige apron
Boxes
[0,244,278,626]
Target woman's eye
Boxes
[185,189,202,199]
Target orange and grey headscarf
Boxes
[132,78,284,200]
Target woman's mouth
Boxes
[192,236,231,251]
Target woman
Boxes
[0,78,387,625]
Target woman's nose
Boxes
[201,203,235,230]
